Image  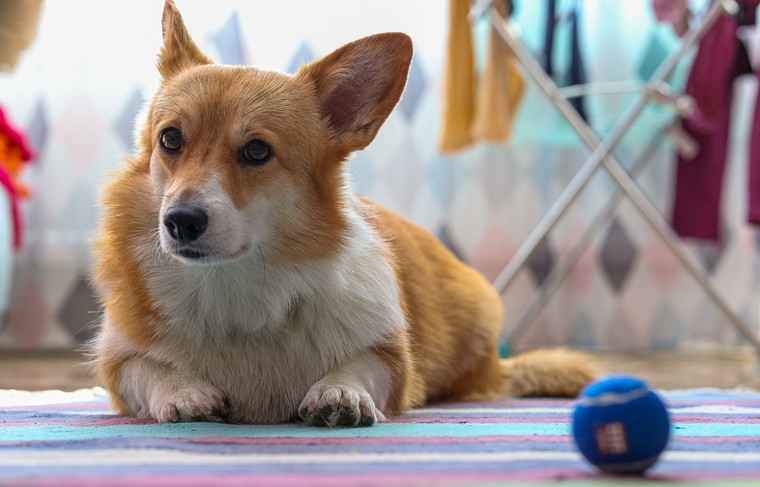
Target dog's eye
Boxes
[240,139,272,165]
[159,127,184,153]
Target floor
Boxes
[1,349,759,392]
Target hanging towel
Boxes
[670,1,759,241]
[439,0,476,153]
[439,0,525,153]
[472,0,526,142]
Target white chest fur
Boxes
[135,214,406,423]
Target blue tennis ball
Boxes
[572,375,670,475]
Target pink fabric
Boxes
[652,0,690,36]
[652,0,687,21]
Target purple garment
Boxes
[749,82,760,224]
[671,6,758,240]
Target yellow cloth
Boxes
[472,1,525,143]
[439,0,525,153]
[439,0,476,153]
[0,0,43,72]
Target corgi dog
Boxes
[91,0,598,426]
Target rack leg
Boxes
[599,140,760,353]
[505,132,666,344]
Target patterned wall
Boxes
[1,0,759,351]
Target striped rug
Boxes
[1,387,759,486]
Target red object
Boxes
[0,105,35,250]
[0,107,35,162]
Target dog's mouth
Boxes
[166,244,251,265]
[176,248,208,260]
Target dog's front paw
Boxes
[152,385,228,423]
[298,385,380,427]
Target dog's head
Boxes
[143,0,412,265]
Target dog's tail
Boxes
[501,348,600,398]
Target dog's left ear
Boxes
[298,33,413,154]
[158,0,212,79]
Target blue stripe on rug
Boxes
[1,436,756,454]
[3,420,760,442]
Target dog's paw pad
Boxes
[299,385,377,427]
[153,386,228,423]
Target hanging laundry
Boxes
[472,0,526,142]
[670,1,760,241]
[542,0,588,121]
[567,2,587,120]
[542,0,557,76]
[439,0,476,152]
[439,0,525,153]
[746,2,760,225]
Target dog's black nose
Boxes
[164,206,208,242]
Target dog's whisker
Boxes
[193,257,215,295]
[258,245,266,286]
[147,227,170,265]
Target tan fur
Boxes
[362,202,599,409]
[91,0,598,426]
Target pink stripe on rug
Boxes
[177,434,573,445]
[389,417,568,424]
[671,416,760,424]
[391,416,760,424]
[0,418,154,427]
[1,402,109,410]
[10,469,760,487]
[7,470,595,487]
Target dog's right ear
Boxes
[157,0,212,79]
[297,33,413,156]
